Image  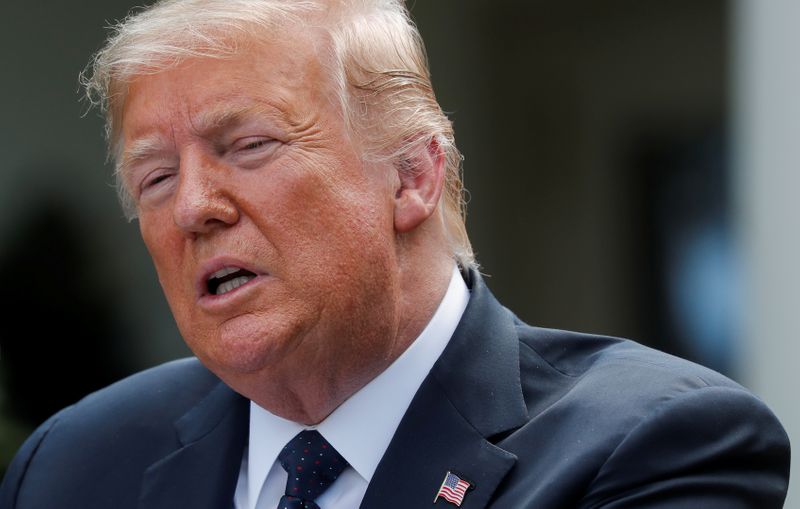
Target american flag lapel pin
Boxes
[434,471,472,506]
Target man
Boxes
[0,0,790,508]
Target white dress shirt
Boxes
[234,267,470,509]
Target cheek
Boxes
[139,214,187,293]
[139,213,168,257]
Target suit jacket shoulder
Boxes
[363,270,790,508]
[0,358,248,509]
[508,325,790,508]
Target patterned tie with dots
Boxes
[277,430,349,509]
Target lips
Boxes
[206,266,258,296]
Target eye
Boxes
[147,174,171,187]
[242,139,270,151]
[229,136,280,167]
[139,168,176,195]
[233,136,277,153]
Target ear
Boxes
[394,137,446,233]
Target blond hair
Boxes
[82,0,475,268]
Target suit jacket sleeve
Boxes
[579,386,790,508]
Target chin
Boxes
[190,316,305,376]
[208,343,275,374]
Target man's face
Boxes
[120,32,402,400]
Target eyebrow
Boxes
[191,104,279,136]
[196,106,251,130]
[119,135,172,178]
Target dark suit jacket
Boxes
[0,271,790,508]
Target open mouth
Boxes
[206,266,258,296]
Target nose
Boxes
[172,154,239,235]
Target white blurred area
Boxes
[734,0,800,506]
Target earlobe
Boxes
[394,137,446,233]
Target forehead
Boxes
[120,28,336,143]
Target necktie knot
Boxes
[277,430,348,509]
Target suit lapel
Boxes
[362,270,529,508]
[138,382,249,509]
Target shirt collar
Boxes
[246,266,470,501]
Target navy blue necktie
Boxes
[277,430,348,509]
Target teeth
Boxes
[206,265,258,296]
[215,275,255,295]
[210,266,240,280]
